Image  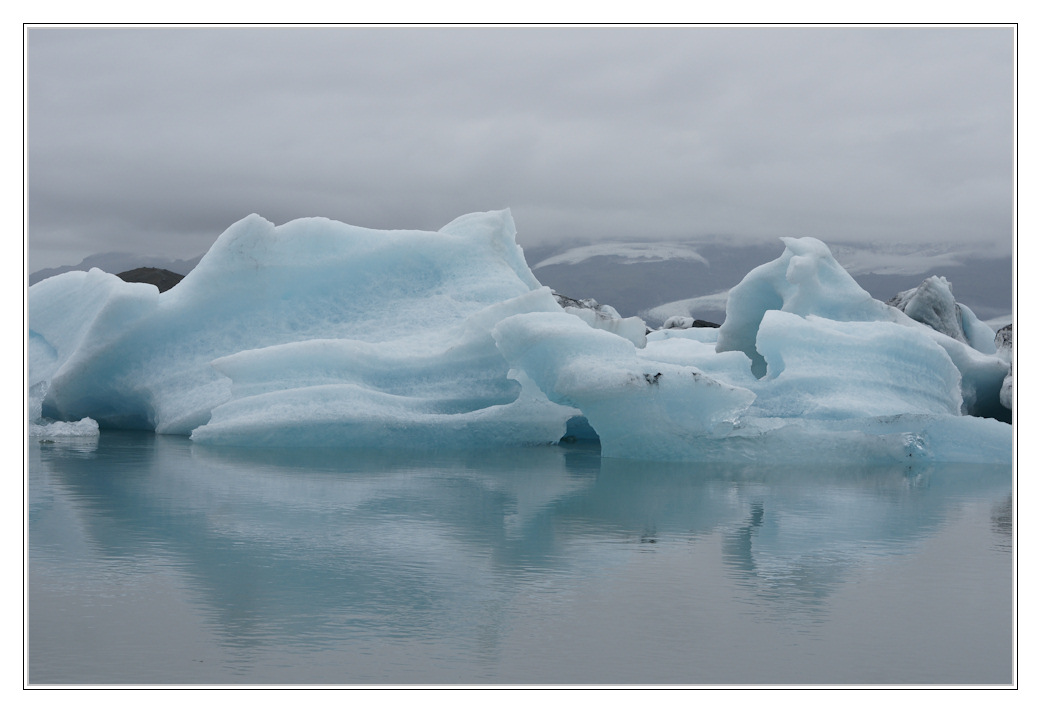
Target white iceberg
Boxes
[714,237,1010,420]
[30,210,582,448]
[27,211,1012,463]
[29,417,100,441]
[492,311,757,460]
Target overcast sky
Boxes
[26,26,1015,273]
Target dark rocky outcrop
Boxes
[661,315,721,329]
[117,267,184,293]
[552,291,627,320]
[552,292,602,312]
[30,253,202,286]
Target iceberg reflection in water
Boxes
[28,431,1013,685]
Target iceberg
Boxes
[713,237,1010,420]
[994,324,1013,411]
[28,210,1012,463]
[30,210,580,447]
[887,275,996,352]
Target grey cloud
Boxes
[27,26,1014,272]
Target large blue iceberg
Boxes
[28,210,1012,463]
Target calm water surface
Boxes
[27,430,1014,685]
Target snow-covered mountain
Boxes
[532,242,709,269]
[526,239,1013,327]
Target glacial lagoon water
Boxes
[27,430,1014,686]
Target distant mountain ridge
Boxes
[30,240,1012,328]
[29,252,203,286]
[526,240,1013,327]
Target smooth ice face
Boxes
[494,311,757,460]
[751,312,963,419]
[192,289,580,447]
[29,210,577,446]
[28,268,163,429]
[717,237,891,377]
